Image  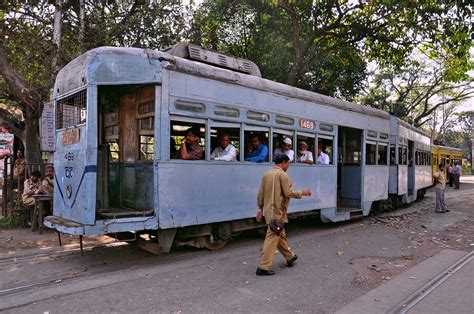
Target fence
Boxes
[1,157,53,218]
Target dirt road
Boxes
[1,176,472,312]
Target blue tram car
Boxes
[45,43,433,252]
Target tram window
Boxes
[175,101,205,113]
[106,139,120,162]
[244,130,269,162]
[214,105,239,118]
[296,135,315,164]
[170,120,205,160]
[366,143,377,165]
[390,145,396,165]
[318,137,334,164]
[210,127,240,161]
[272,132,294,162]
[398,147,403,165]
[402,147,407,165]
[247,110,270,122]
[378,144,388,165]
[139,136,154,160]
[275,115,294,126]
[56,89,87,129]
[415,151,419,165]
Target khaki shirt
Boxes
[22,178,41,205]
[433,171,446,190]
[13,158,27,181]
[257,166,303,224]
[174,143,203,160]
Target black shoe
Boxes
[287,254,298,267]
[444,209,451,212]
[256,268,275,276]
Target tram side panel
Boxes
[363,165,389,202]
[156,163,335,229]
[54,124,97,225]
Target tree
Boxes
[358,57,474,127]
[0,0,187,164]
[190,0,473,102]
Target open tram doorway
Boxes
[337,126,362,210]
[96,84,157,218]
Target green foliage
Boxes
[190,0,472,102]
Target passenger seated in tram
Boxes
[173,127,204,160]
[22,170,42,206]
[296,141,313,164]
[244,134,268,163]
[211,133,236,161]
[316,144,330,164]
[274,137,295,162]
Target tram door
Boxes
[337,127,362,210]
[100,85,156,211]
[407,140,415,196]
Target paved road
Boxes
[1,176,473,313]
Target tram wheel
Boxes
[197,235,227,251]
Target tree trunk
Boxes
[24,108,43,166]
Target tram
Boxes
[431,145,463,176]
[45,43,437,252]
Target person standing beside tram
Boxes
[173,127,203,160]
[446,163,454,187]
[433,164,449,213]
[255,154,312,276]
[453,162,461,189]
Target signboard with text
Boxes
[40,101,55,151]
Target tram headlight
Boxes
[66,184,73,198]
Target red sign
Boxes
[299,119,315,130]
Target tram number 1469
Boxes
[299,119,315,130]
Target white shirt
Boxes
[296,150,313,163]
[211,144,236,161]
[317,152,330,164]
[274,148,295,162]
[454,165,461,174]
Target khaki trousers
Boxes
[258,226,295,270]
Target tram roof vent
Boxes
[165,42,261,77]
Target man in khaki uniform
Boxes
[255,154,311,276]
[433,164,449,213]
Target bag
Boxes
[269,219,285,235]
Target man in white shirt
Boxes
[296,141,313,164]
[274,137,295,162]
[453,162,461,189]
[316,144,330,164]
[211,133,237,161]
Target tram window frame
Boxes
[56,89,87,130]
[243,126,270,163]
[209,122,240,162]
[170,116,207,161]
[365,141,377,165]
[390,144,396,165]
[317,135,334,165]
[295,133,315,165]
[272,129,294,162]
[377,143,388,165]
[402,147,408,165]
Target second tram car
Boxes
[44,43,443,252]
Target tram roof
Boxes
[57,46,391,120]
[393,116,430,138]
[432,144,463,152]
